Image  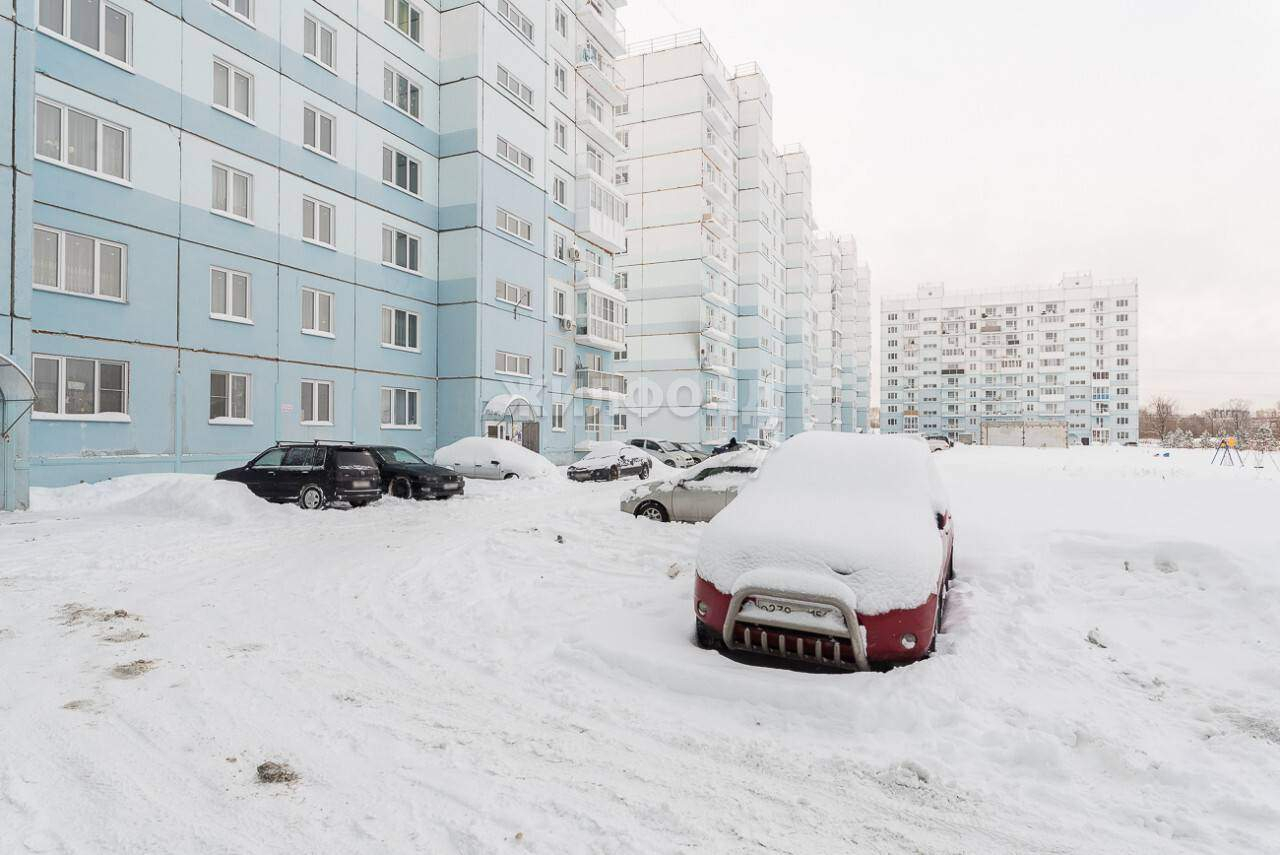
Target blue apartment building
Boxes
[0,0,631,509]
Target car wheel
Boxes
[694,619,722,650]
[639,464,651,480]
[609,465,621,481]
[391,477,413,499]
[298,484,327,510]
[929,584,946,654]
[503,473,519,480]
[635,501,668,522]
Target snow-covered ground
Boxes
[2,446,1279,854]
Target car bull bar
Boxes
[722,585,870,672]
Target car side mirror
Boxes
[936,512,947,531]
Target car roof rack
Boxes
[273,439,355,447]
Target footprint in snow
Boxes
[111,659,158,679]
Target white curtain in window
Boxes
[70,0,100,50]
[39,0,64,32]
[104,5,128,62]
[231,274,248,318]
[33,229,59,288]
[67,110,97,171]
[64,357,96,415]
[230,374,247,419]
[214,64,229,108]
[65,234,95,294]
[211,269,227,315]
[101,125,125,179]
[232,172,249,218]
[318,294,331,331]
[36,101,61,160]
[212,166,228,211]
[98,243,123,298]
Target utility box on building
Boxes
[981,421,1068,448]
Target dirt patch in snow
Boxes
[256,761,298,784]
[101,628,148,643]
[60,604,135,626]
[110,659,158,679]
[61,699,96,711]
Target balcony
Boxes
[575,0,626,56]
[704,279,735,309]
[576,45,626,106]
[702,169,736,207]
[575,368,627,401]
[575,277,627,351]
[579,106,627,156]
[702,322,733,345]
[703,127,734,174]
[703,94,735,138]
[575,168,627,253]
[704,239,735,276]
[701,355,733,377]
[701,203,734,239]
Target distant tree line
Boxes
[1139,397,1280,449]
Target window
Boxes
[383,66,422,121]
[552,176,567,206]
[35,98,129,182]
[301,287,334,337]
[614,96,630,116]
[555,7,568,36]
[381,226,421,273]
[552,346,565,375]
[385,0,422,44]
[212,0,253,25]
[381,387,419,428]
[585,405,600,434]
[614,271,628,290]
[303,15,336,70]
[303,105,335,157]
[612,413,627,432]
[210,266,251,323]
[554,63,567,94]
[382,145,421,196]
[39,0,131,65]
[553,288,568,317]
[497,65,534,108]
[615,165,629,186]
[301,379,334,425]
[32,354,128,419]
[496,208,532,242]
[302,196,335,247]
[553,233,567,262]
[497,0,534,41]
[495,351,531,376]
[213,59,254,121]
[552,401,565,431]
[209,370,250,422]
[496,279,532,308]
[211,163,253,221]
[496,137,533,174]
[380,306,420,351]
[33,226,125,301]
[554,119,567,151]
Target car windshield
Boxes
[677,443,698,453]
[334,450,378,470]
[655,441,678,452]
[379,448,425,464]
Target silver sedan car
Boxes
[620,449,765,523]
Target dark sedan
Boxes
[366,446,465,500]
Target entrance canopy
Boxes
[0,353,37,436]
[483,393,539,422]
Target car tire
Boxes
[694,619,722,650]
[639,464,651,480]
[298,484,327,510]
[609,465,620,481]
[635,501,669,522]
[391,477,413,500]
[930,583,946,654]
[503,473,519,480]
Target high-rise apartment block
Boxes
[614,31,872,446]
[879,275,1140,445]
[0,0,636,506]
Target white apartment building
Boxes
[614,31,869,447]
[837,236,873,431]
[879,274,1140,445]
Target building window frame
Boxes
[380,306,421,352]
[301,287,335,338]
[32,225,127,302]
[382,144,422,197]
[303,14,336,71]
[212,58,255,123]
[384,0,423,45]
[496,278,532,308]
[380,387,420,429]
[34,98,130,185]
[300,379,335,426]
[552,401,566,431]
[302,104,336,159]
[495,350,531,377]
[211,0,254,27]
[209,369,252,424]
[497,0,534,41]
[381,226,421,274]
[496,208,532,242]
[209,265,252,324]
[38,0,133,68]
[497,64,535,109]
[211,162,253,223]
[32,353,130,421]
[496,136,534,175]
[383,66,423,122]
[302,196,336,248]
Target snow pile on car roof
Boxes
[697,433,948,615]
[31,473,290,524]
[572,441,679,478]
[434,437,557,479]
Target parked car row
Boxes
[216,442,463,509]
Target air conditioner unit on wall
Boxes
[568,247,582,263]
[560,317,575,332]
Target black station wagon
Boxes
[215,442,382,509]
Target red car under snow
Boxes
[692,433,955,670]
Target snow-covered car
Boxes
[628,438,695,468]
[433,437,556,480]
[673,442,710,464]
[567,442,653,482]
[620,448,765,522]
[926,435,954,452]
[214,442,382,509]
[743,438,779,451]
[692,433,955,670]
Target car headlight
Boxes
[900,633,917,650]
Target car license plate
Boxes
[443,482,460,490]
[352,480,371,489]
[751,597,832,620]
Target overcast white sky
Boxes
[618,0,1280,411]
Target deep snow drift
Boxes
[1,446,1278,854]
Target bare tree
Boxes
[1224,399,1252,436]
[1149,396,1178,439]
